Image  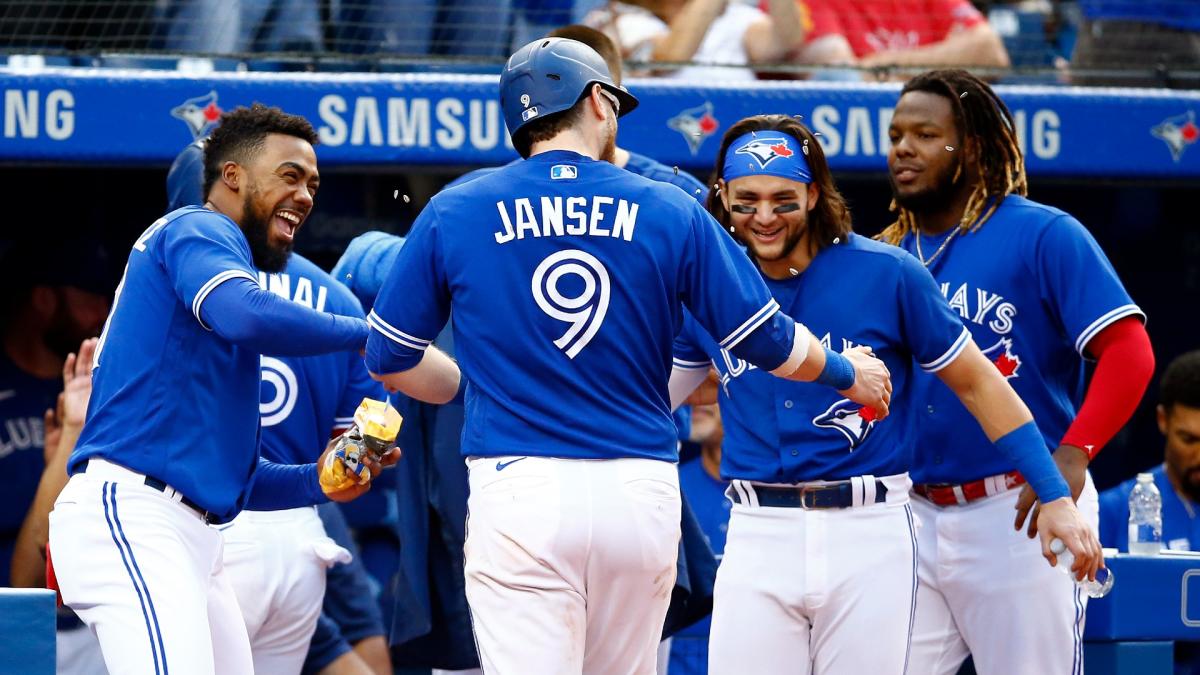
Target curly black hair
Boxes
[1162,351,1200,411]
[202,103,319,200]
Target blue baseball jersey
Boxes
[0,356,60,583]
[1099,465,1199,552]
[68,206,266,519]
[675,233,969,482]
[257,254,385,466]
[445,151,708,200]
[367,150,795,462]
[899,195,1143,484]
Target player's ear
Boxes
[221,161,241,192]
[1157,404,1169,435]
[717,179,729,211]
[806,182,820,212]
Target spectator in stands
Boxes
[160,0,323,54]
[793,0,1010,72]
[584,0,808,81]
[331,0,512,58]
[1072,0,1200,88]
[1099,351,1200,553]
[2,240,110,674]
[669,403,730,675]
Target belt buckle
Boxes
[797,484,818,510]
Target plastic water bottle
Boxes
[1050,538,1114,598]
[1128,473,1163,555]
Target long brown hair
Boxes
[878,69,1027,245]
[707,114,852,254]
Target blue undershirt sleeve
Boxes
[245,457,328,510]
[201,276,368,356]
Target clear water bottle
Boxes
[1050,538,1114,598]
[1128,473,1163,555]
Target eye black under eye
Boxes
[730,203,801,214]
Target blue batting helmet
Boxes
[499,37,639,156]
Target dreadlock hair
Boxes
[878,69,1027,246]
[203,103,319,200]
[707,114,852,253]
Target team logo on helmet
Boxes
[980,337,1021,379]
[171,90,223,140]
[1151,110,1198,162]
[521,93,531,108]
[668,101,720,155]
[813,398,878,450]
[735,138,795,169]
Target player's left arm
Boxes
[936,345,1103,579]
[9,338,96,587]
[1011,214,1154,532]
[364,202,460,404]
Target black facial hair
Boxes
[241,186,292,273]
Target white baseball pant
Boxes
[56,623,108,675]
[907,471,1100,675]
[220,506,351,675]
[463,455,681,675]
[708,473,918,675]
[48,459,253,675]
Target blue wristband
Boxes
[994,421,1070,502]
[814,348,855,390]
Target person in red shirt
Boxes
[786,0,1009,70]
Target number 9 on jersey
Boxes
[531,249,611,359]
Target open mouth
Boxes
[748,224,785,244]
[273,209,302,241]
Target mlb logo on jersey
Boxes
[736,138,795,169]
[551,165,577,180]
[813,398,878,450]
[522,107,539,122]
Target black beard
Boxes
[1182,467,1200,503]
[890,157,964,215]
[241,191,292,273]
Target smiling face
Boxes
[237,133,320,272]
[887,90,966,215]
[722,173,818,272]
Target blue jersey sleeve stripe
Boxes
[672,357,710,370]
[191,269,259,330]
[718,299,781,350]
[1073,304,1145,356]
[367,311,431,351]
[920,326,972,373]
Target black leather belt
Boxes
[730,480,889,509]
[141,476,218,524]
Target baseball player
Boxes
[672,114,1103,674]
[364,38,891,674]
[880,70,1155,674]
[164,138,394,675]
[47,104,384,674]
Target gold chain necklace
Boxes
[915,226,960,267]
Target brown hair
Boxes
[708,114,852,253]
[548,24,623,84]
[879,69,1027,245]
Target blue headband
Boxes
[722,132,812,184]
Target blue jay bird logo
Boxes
[667,101,720,155]
[1151,110,1198,162]
[813,398,878,450]
[735,138,795,169]
[171,90,223,139]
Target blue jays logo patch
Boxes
[735,138,795,169]
[171,90,223,140]
[980,337,1021,379]
[813,398,878,450]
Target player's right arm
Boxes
[161,212,368,355]
[677,202,891,416]
[363,203,462,405]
